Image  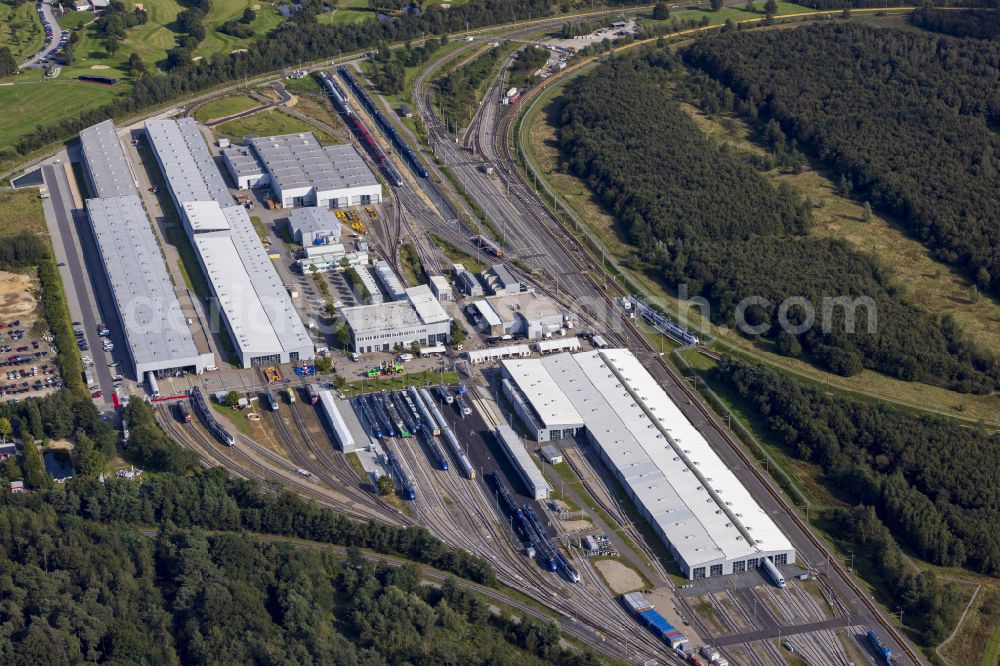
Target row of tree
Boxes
[713,356,1000,577]
[0,501,598,664]
[15,0,651,154]
[683,23,1000,297]
[557,48,998,391]
[909,6,1000,40]
[435,44,501,130]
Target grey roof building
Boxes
[145,118,313,368]
[456,269,483,297]
[342,285,451,354]
[85,195,214,378]
[245,133,381,208]
[373,260,407,301]
[287,207,340,246]
[221,145,267,189]
[145,117,235,215]
[79,119,137,198]
[486,263,520,295]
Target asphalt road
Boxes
[40,162,116,404]
[21,0,62,69]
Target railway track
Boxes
[488,28,924,665]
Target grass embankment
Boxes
[0,189,49,236]
[429,233,487,273]
[399,243,427,286]
[517,27,1000,427]
[215,108,337,144]
[342,370,460,397]
[193,93,261,122]
[1,1,45,62]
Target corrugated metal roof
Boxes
[145,118,234,207]
[85,195,203,368]
[288,207,340,239]
[246,133,378,193]
[79,119,136,199]
[503,349,794,571]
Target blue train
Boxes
[628,295,700,345]
[867,630,898,665]
[317,71,404,187]
[491,471,525,522]
[523,505,558,572]
[189,387,235,446]
[386,450,417,500]
[367,394,397,438]
[337,66,430,179]
[352,396,383,439]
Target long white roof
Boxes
[145,118,234,207]
[85,195,202,367]
[194,204,311,355]
[79,119,136,198]
[504,349,793,568]
[502,358,584,428]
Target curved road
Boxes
[21,0,63,69]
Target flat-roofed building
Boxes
[245,133,381,208]
[473,292,563,339]
[494,425,549,500]
[221,145,267,189]
[456,269,483,297]
[485,263,520,295]
[85,196,214,378]
[501,361,584,442]
[288,207,340,246]
[145,118,313,367]
[79,119,137,198]
[428,275,453,301]
[145,118,235,215]
[373,260,406,301]
[342,285,451,353]
[501,349,796,579]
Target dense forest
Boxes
[910,6,1000,39]
[714,357,1000,578]
[558,49,999,392]
[683,23,1000,297]
[0,493,597,664]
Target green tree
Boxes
[0,417,11,444]
[104,37,120,55]
[653,1,670,20]
[376,474,395,496]
[223,391,241,408]
[21,439,45,489]
[314,356,333,373]
[862,201,873,223]
[450,320,466,344]
[409,341,420,356]
[775,331,802,357]
[764,0,777,14]
[75,432,105,476]
[744,0,755,11]
[127,52,145,72]
[710,0,724,11]
[241,7,255,22]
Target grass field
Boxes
[286,92,351,141]
[642,0,812,30]
[193,93,261,122]
[0,189,47,237]
[317,0,377,26]
[214,108,337,143]
[1,1,45,63]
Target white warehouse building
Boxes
[145,118,314,368]
[79,119,215,380]
[342,285,451,353]
[230,133,381,208]
[501,349,796,579]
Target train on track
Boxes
[866,630,898,665]
[337,66,430,179]
[189,386,235,446]
[352,396,383,438]
[471,234,504,258]
[306,382,319,405]
[761,556,785,588]
[317,71,404,187]
[265,389,279,412]
[491,471,524,522]
[385,449,417,500]
[175,400,191,423]
[424,387,476,478]
[286,387,296,404]
[627,295,699,345]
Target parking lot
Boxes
[0,271,62,403]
